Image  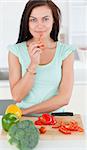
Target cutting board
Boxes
[0,114,85,140]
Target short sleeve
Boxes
[7,44,19,57]
[61,43,76,61]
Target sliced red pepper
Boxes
[59,125,71,134]
[52,125,60,128]
[77,126,84,132]
[58,120,84,133]
[35,113,57,126]
[39,113,52,125]
[70,120,78,125]
[39,126,46,134]
[64,121,79,131]
[42,113,51,118]
[35,120,43,125]
[39,116,47,124]
[50,116,57,125]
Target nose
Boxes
[37,21,44,28]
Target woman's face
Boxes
[29,5,54,40]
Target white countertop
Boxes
[0,115,87,150]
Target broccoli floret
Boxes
[17,120,34,129]
[8,123,18,137]
[8,120,39,150]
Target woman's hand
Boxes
[21,108,28,115]
[28,41,44,66]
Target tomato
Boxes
[39,126,46,134]
[2,113,19,132]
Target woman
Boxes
[8,0,76,115]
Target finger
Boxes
[31,48,41,55]
[34,51,41,56]
[38,35,45,48]
[37,43,45,48]
[28,41,40,47]
[34,53,40,60]
[29,43,41,52]
[34,51,41,59]
[28,41,37,47]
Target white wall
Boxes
[0,0,28,68]
[0,0,69,68]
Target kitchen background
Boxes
[0,0,87,115]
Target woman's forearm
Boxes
[21,94,70,115]
[11,64,37,102]
[21,76,73,115]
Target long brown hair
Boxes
[16,0,61,43]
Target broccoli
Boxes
[8,120,40,150]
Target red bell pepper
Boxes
[34,113,57,125]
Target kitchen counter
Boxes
[0,115,87,150]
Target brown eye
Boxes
[43,17,49,22]
[29,18,37,22]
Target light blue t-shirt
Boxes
[8,41,76,112]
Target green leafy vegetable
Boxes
[8,120,39,150]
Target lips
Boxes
[35,31,45,33]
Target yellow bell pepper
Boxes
[5,104,22,119]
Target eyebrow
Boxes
[29,16,36,19]
[30,15,50,18]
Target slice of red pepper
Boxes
[39,114,52,125]
[35,120,43,125]
[64,121,79,131]
[35,113,57,125]
[52,126,60,128]
[50,116,57,125]
[59,125,71,134]
[77,126,84,132]
[39,126,46,134]
[58,120,84,133]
